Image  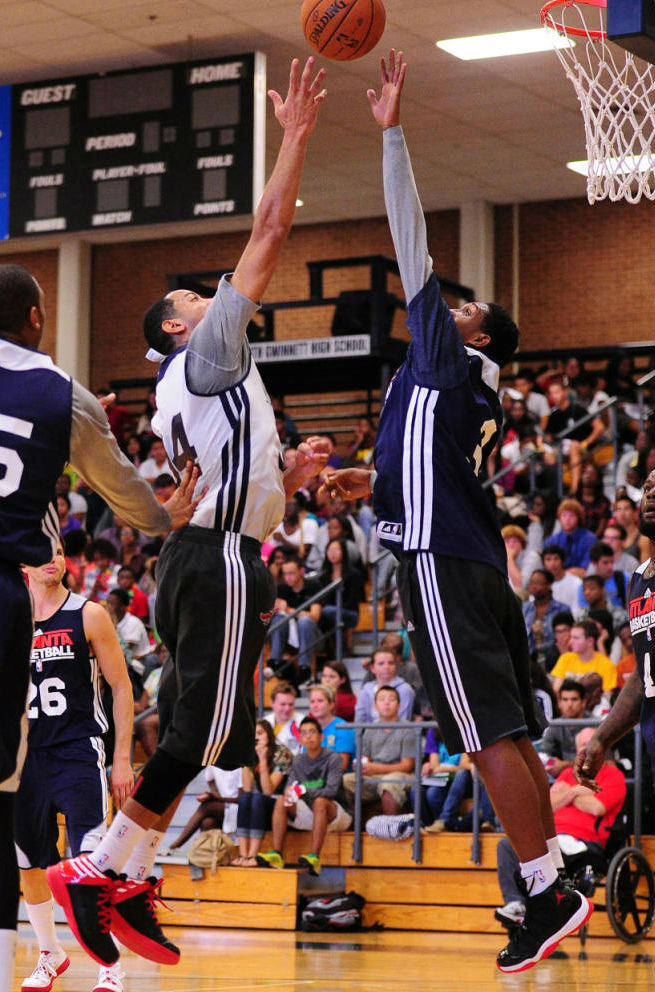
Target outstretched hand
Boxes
[367,48,406,128]
[268,56,327,136]
[573,739,605,794]
[319,467,373,502]
[163,461,207,531]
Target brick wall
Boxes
[0,249,58,357]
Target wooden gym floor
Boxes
[14,924,655,992]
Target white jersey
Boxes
[152,276,285,542]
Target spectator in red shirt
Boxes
[320,660,357,722]
[116,565,150,625]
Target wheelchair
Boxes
[564,807,655,945]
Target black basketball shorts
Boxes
[396,552,542,755]
[155,527,275,769]
[0,563,32,793]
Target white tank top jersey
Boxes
[152,276,285,543]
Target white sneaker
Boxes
[22,950,70,992]
[494,900,526,925]
[92,964,124,992]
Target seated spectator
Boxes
[138,436,169,482]
[116,523,145,580]
[513,368,550,431]
[342,686,416,814]
[550,619,617,695]
[316,538,364,649]
[115,564,150,624]
[579,671,611,718]
[273,406,302,453]
[545,381,605,495]
[321,432,343,471]
[168,766,242,852]
[107,588,151,662]
[495,727,626,926]
[367,525,398,608]
[600,521,639,576]
[308,684,356,772]
[521,569,569,662]
[540,610,574,673]
[305,512,366,575]
[267,546,288,589]
[268,494,319,562]
[427,761,496,833]
[502,524,543,595]
[542,545,581,613]
[409,726,463,826]
[615,622,637,690]
[536,678,586,780]
[63,528,90,595]
[321,661,357,722]
[55,472,88,525]
[132,644,167,759]
[124,433,144,467]
[587,607,623,665]
[376,631,423,694]
[257,716,352,877]
[573,461,612,537]
[264,681,301,755]
[136,387,157,437]
[234,720,293,866]
[153,473,177,504]
[545,499,597,576]
[268,554,321,684]
[612,492,649,562]
[577,577,628,647]
[83,538,118,603]
[346,416,376,467]
[584,541,631,610]
[56,493,82,537]
[355,647,415,724]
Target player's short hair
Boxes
[0,265,40,338]
[589,541,614,563]
[143,296,178,356]
[481,303,519,368]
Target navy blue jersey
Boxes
[28,592,108,747]
[373,273,507,574]
[0,340,72,566]
[627,563,655,762]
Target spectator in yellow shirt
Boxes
[550,619,617,694]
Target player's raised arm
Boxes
[231,57,326,305]
[367,50,432,305]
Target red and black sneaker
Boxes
[109,876,180,965]
[46,858,119,966]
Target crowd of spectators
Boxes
[58,366,654,877]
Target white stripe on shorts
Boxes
[203,532,247,766]
[416,552,481,753]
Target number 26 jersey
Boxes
[627,562,655,761]
[28,592,108,748]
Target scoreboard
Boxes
[0,52,266,240]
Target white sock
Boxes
[87,811,147,875]
[0,929,16,992]
[122,829,164,881]
[520,852,558,897]
[25,898,62,954]
[547,836,565,871]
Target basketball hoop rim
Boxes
[540,0,607,40]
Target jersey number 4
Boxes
[0,414,34,498]
[170,413,201,477]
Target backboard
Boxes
[607,0,655,61]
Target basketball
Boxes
[301,0,386,61]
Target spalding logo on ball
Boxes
[301,0,386,61]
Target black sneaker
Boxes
[496,881,593,973]
[109,877,180,965]
[46,858,119,966]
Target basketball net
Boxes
[541,0,655,203]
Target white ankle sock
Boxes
[25,899,61,954]
[520,852,558,897]
[0,929,16,992]
[87,812,147,875]
[547,836,565,871]
[122,829,164,881]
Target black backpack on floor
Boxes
[299,891,366,932]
